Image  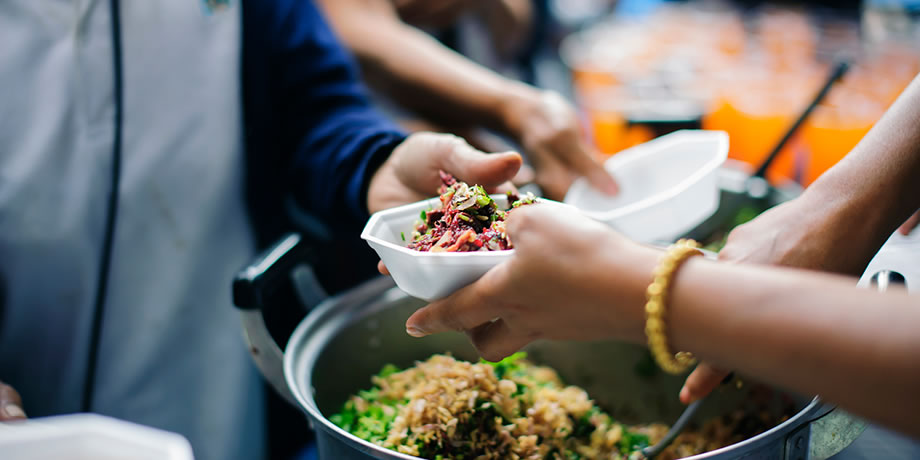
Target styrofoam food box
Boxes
[564,130,728,243]
[0,413,194,460]
[362,196,569,301]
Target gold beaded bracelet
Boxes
[645,239,702,374]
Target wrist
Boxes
[598,236,661,345]
[364,134,408,215]
[496,83,543,138]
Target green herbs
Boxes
[329,364,404,443]
[481,351,528,380]
[701,205,764,253]
[400,232,405,242]
[328,397,395,443]
[408,176,533,252]
[377,363,401,378]
[621,431,651,454]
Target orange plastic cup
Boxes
[586,108,628,157]
[801,96,884,186]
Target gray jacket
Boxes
[0,2,263,459]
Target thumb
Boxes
[441,143,523,188]
[0,381,26,421]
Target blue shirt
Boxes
[242,0,407,247]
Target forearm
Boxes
[317,0,535,134]
[657,254,920,437]
[800,74,920,269]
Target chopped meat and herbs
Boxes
[407,173,535,253]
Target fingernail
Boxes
[406,326,426,337]
[3,403,25,419]
[679,386,693,404]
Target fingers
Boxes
[533,160,576,200]
[440,137,522,188]
[898,211,920,236]
[377,260,390,276]
[680,363,731,404]
[0,381,26,421]
[467,319,534,362]
[406,263,509,336]
[565,139,619,196]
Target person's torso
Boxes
[0,1,263,459]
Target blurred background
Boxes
[500,0,919,187]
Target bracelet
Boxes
[645,239,702,374]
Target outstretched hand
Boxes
[505,90,618,200]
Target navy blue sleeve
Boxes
[242,0,406,238]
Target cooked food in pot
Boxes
[407,173,535,253]
[330,353,779,460]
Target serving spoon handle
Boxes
[639,399,704,459]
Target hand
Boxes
[367,132,522,214]
[0,380,26,421]
[404,204,652,361]
[503,89,618,200]
[716,199,839,270]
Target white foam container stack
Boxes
[0,414,194,460]
[564,130,728,243]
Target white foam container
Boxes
[564,130,728,243]
[0,413,194,460]
[362,196,568,301]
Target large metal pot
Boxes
[233,233,865,460]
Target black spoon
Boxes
[640,372,734,459]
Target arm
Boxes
[668,256,920,437]
[405,205,920,438]
[316,0,533,133]
[243,0,406,231]
[315,0,617,199]
[680,74,920,401]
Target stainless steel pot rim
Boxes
[285,280,825,460]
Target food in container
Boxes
[362,177,555,301]
[407,173,535,253]
[331,353,785,460]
